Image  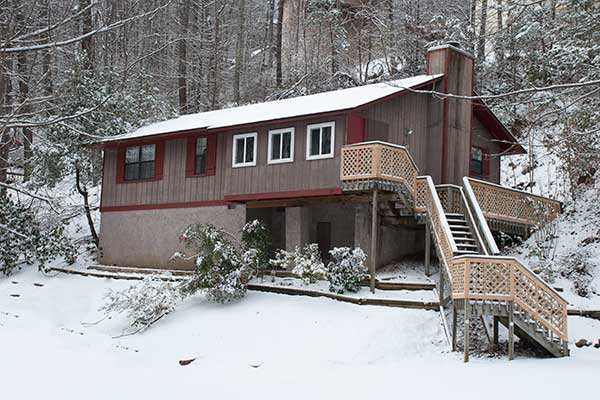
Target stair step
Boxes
[457,243,478,249]
[455,237,476,243]
[449,225,470,231]
[446,218,467,224]
[445,213,464,217]
[455,250,477,255]
[451,231,473,237]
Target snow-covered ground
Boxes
[2,268,599,400]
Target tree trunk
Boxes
[275,0,284,88]
[233,0,246,104]
[16,51,32,181]
[75,160,100,248]
[80,0,95,72]
[477,0,488,68]
[178,0,190,114]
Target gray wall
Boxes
[99,205,246,269]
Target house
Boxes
[92,44,569,360]
[95,44,521,269]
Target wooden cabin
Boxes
[94,45,524,269]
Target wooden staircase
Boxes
[445,213,478,255]
[340,141,568,361]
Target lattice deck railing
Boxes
[467,178,561,227]
[449,256,568,341]
[340,141,418,190]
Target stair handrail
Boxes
[422,176,458,262]
[462,177,500,255]
[450,255,568,340]
[458,188,488,256]
[464,177,561,227]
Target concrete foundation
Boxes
[99,205,246,269]
[354,203,425,268]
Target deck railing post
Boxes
[508,301,515,360]
[425,222,431,277]
[370,189,379,293]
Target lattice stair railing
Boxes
[466,177,561,228]
[448,256,568,344]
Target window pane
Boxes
[195,137,207,174]
[195,155,206,174]
[282,131,291,159]
[235,138,245,164]
[140,161,155,179]
[124,163,140,180]
[125,146,140,164]
[310,128,320,156]
[321,126,332,155]
[140,144,156,162]
[245,137,255,163]
[271,133,282,160]
[196,137,207,156]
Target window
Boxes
[185,133,216,177]
[306,122,335,160]
[194,137,208,174]
[232,132,257,167]
[124,144,156,181]
[471,147,484,175]
[268,128,294,164]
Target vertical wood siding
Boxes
[102,115,346,207]
[471,116,501,184]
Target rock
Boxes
[9,294,20,298]
[575,339,590,348]
[594,340,600,349]
[33,283,44,287]
[178,358,196,366]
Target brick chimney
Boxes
[425,44,475,184]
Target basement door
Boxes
[316,222,331,261]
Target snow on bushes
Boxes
[270,244,327,284]
[100,275,181,332]
[178,223,250,303]
[241,219,272,270]
[0,193,75,276]
[327,247,368,293]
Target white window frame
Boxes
[306,122,335,161]
[267,127,295,164]
[232,132,258,168]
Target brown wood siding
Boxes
[362,86,444,181]
[471,116,501,184]
[101,115,346,207]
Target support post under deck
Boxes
[370,189,379,293]
[508,302,515,360]
[452,302,457,351]
[464,300,470,363]
[493,316,499,350]
[425,223,431,277]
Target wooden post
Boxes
[493,316,499,350]
[425,223,431,277]
[370,189,379,293]
[452,302,457,352]
[438,265,444,304]
[508,302,514,360]
[464,300,470,363]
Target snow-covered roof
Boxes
[98,74,442,143]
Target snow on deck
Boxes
[2,268,600,400]
[99,75,441,142]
